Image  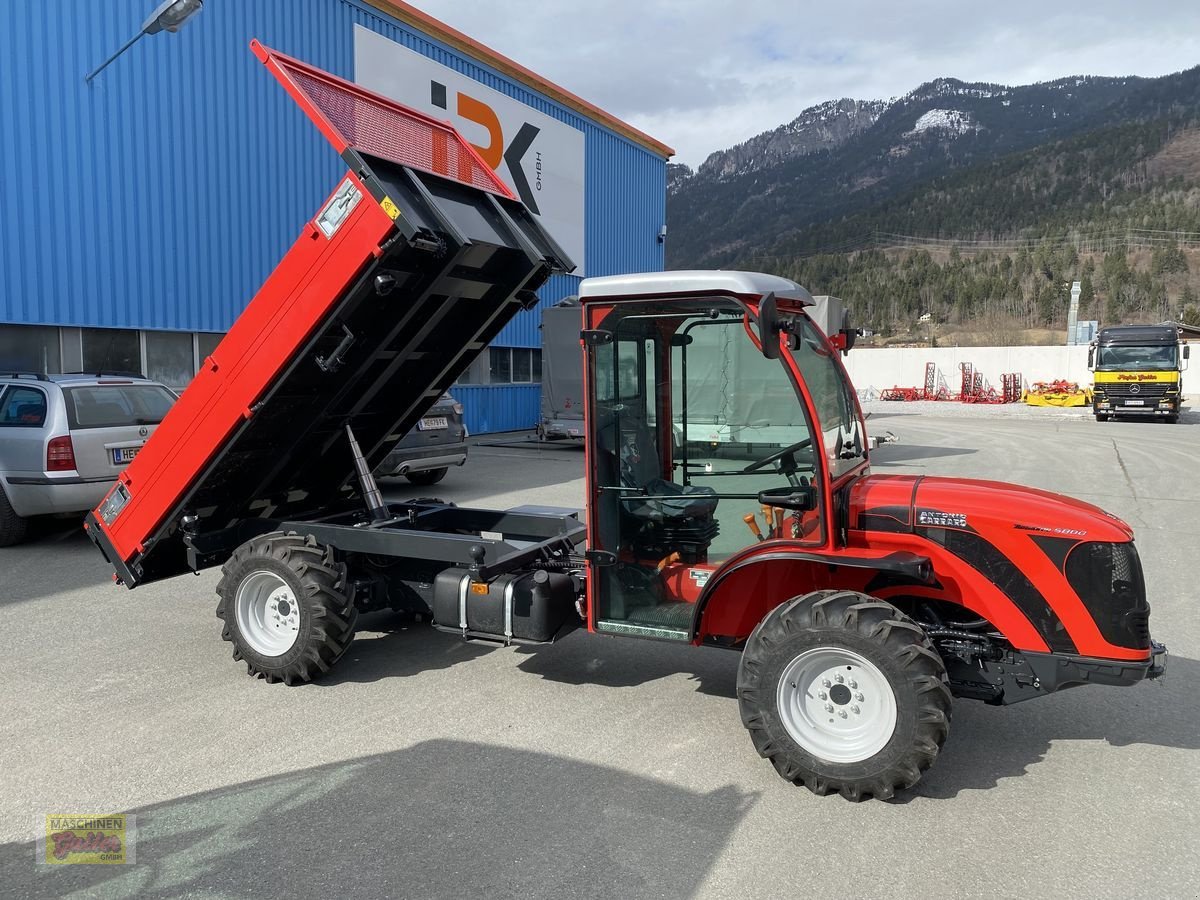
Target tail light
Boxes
[47,436,77,472]
[452,401,464,415]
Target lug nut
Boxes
[834,674,844,683]
[851,705,861,715]
[849,680,858,689]
[854,692,864,702]
[818,691,827,700]
[838,710,848,718]
[825,703,834,713]
[822,679,831,688]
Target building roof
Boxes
[1163,320,1200,339]
[365,2,675,159]
[579,270,813,303]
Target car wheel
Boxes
[0,485,30,547]
[405,467,448,486]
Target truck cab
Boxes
[1090,324,1188,422]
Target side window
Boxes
[0,386,48,428]
[790,319,864,480]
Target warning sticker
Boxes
[380,196,401,220]
[688,569,711,587]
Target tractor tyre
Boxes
[0,485,30,547]
[738,590,951,801]
[216,532,357,684]
[405,467,448,486]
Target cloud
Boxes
[412,0,1200,166]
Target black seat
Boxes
[616,422,717,524]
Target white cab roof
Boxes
[578,270,813,304]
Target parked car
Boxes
[375,392,467,485]
[0,373,177,545]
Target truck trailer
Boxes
[87,43,1166,801]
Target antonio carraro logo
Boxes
[917,510,968,528]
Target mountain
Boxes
[665,69,1200,268]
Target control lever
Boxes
[743,513,764,542]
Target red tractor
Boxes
[86,44,1165,801]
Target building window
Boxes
[0,325,61,375]
[81,328,141,377]
[482,347,543,384]
[489,346,512,383]
[145,331,195,390]
[196,332,224,367]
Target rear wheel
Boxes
[405,467,448,486]
[216,532,357,684]
[738,590,951,801]
[0,485,29,547]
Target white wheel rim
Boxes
[776,646,898,764]
[235,570,300,657]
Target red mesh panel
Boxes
[254,41,514,199]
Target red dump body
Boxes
[86,42,569,587]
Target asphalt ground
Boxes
[2,407,1197,898]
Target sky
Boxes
[413,0,1200,168]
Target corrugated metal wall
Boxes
[0,0,666,429]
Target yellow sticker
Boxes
[41,814,135,865]
[380,196,401,220]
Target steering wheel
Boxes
[742,437,813,473]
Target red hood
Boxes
[850,474,1133,543]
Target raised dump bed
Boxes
[86,41,573,587]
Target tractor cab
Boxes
[579,272,868,641]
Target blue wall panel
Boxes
[0,0,666,431]
[453,384,540,435]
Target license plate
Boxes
[418,417,448,430]
[112,447,139,464]
[1124,399,1145,406]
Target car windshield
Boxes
[1096,344,1177,371]
[64,384,176,429]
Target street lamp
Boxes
[85,0,204,84]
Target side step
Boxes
[596,620,689,641]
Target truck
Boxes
[1090,324,1189,422]
[86,43,1166,801]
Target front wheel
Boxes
[216,532,357,684]
[737,590,951,801]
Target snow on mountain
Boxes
[906,108,982,137]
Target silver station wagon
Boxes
[0,374,176,545]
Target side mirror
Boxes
[1184,344,1190,360]
[757,485,817,512]
[867,431,898,449]
[758,292,780,360]
[1087,347,1095,369]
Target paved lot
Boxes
[1,409,1197,898]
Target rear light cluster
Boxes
[452,402,464,415]
[46,436,77,472]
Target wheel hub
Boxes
[235,570,301,657]
[776,647,898,764]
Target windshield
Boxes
[788,316,866,480]
[1096,344,1178,371]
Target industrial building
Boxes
[0,1,672,432]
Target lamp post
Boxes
[85,0,203,84]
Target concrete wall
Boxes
[842,345,1092,394]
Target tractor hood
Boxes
[849,474,1133,543]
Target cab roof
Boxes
[578,271,814,305]
[1097,325,1179,345]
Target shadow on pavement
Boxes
[0,740,756,899]
[0,519,115,607]
[897,653,1200,802]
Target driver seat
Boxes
[617,422,717,524]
